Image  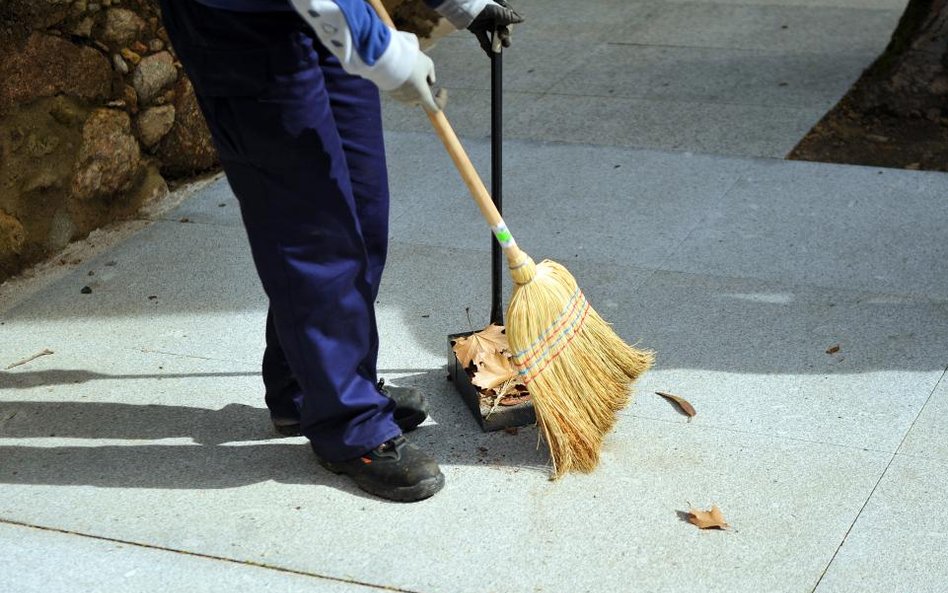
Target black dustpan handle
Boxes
[489,32,504,326]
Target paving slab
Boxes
[411,0,905,159]
[387,132,751,266]
[1,222,934,593]
[662,162,948,296]
[616,3,902,55]
[3,131,947,593]
[0,219,266,364]
[5,137,944,453]
[0,522,381,593]
[505,0,654,42]
[384,61,825,157]
[557,44,875,110]
[812,454,948,593]
[0,223,518,398]
[0,306,265,372]
[423,35,594,95]
[381,88,542,140]
[158,175,242,228]
[0,220,260,320]
[899,373,948,462]
[658,0,906,7]
[616,269,948,452]
[0,348,267,447]
[507,93,823,157]
[0,412,889,593]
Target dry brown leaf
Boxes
[498,382,530,406]
[688,505,729,530]
[471,351,517,390]
[826,344,841,354]
[473,348,510,372]
[452,324,509,368]
[656,391,696,417]
[499,391,531,406]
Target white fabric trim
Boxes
[289,0,420,91]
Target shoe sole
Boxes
[394,409,427,433]
[320,462,445,502]
[273,422,302,437]
[272,409,427,438]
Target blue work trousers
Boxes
[160,0,401,461]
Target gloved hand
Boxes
[467,0,524,57]
[387,50,448,113]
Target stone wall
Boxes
[0,0,215,282]
[0,0,442,283]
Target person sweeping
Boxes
[159,0,523,503]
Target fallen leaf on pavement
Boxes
[687,505,729,530]
[656,391,696,417]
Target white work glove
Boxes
[387,51,447,113]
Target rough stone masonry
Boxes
[0,0,443,283]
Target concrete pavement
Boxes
[385,0,909,158]
[3,135,946,593]
[3,0,947,592]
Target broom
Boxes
[369,0,654,477]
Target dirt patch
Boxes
[790,0,948,172]
[788,95,948,172]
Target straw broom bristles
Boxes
[505,253,654,478]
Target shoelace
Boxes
[374,436,405,455]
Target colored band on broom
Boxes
[511,288,591,385]
[367,0,654,478]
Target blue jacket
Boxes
[195,1,487,90]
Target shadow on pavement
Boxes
[0,370,549,493]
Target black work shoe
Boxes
[270,379,428,437]
[319,435,444,502]
[376,379,429,433]
[271,416,303,437]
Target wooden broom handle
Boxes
[367,0,505,230]
[426,111,505,229]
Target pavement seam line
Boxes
[893,364,948,458]
[135,347,258,366]
[0,518,425,593]
[604,40,884,58]
[808,364,948,593]
[522,90,832,111]
[807,452,897,593]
